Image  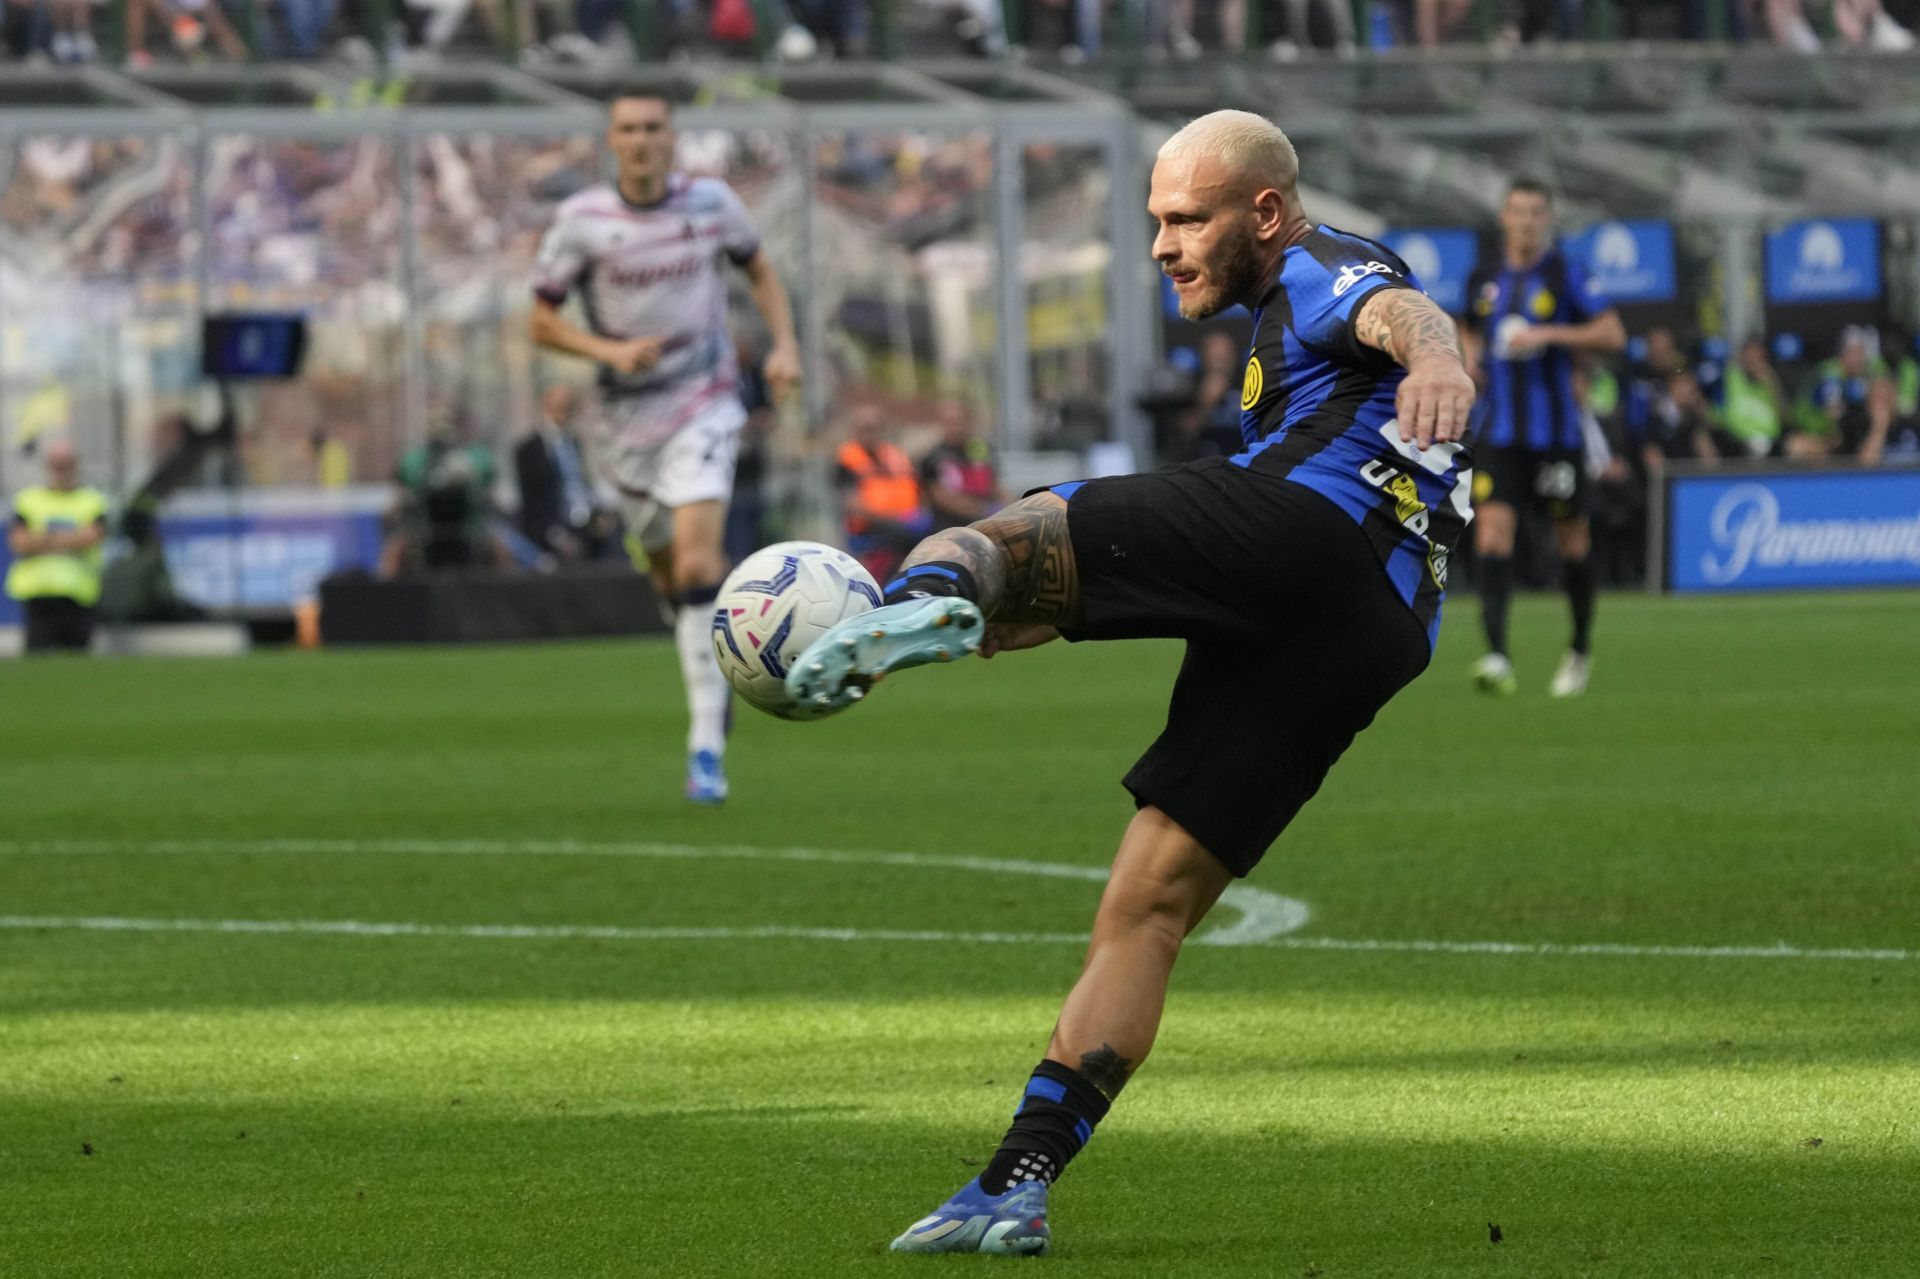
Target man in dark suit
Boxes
[514,383,609,561]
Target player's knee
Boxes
[672,554,727,599]
[1097,871,1199,947]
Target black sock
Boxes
[979,1060,1112,1195]
[1478,554,1514,657]
[883,560,978,606]
[1564,557,1596,655]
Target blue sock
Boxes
[882,561,978,607]
[979,1060,1112,1194]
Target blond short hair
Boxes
[1157,110,1300,194]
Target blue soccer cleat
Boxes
[783,597,984,718]
[888,1177,1051,1256]
[684,749,728,805]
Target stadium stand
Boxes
[1,27,1915,637]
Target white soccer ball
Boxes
[710,541,881,720]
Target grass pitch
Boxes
[2,591,1917,1277]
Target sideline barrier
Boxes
[1651,461,1920,594]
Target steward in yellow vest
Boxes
[7,441,109,654]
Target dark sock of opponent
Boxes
[1564,557,1596,655]
[1478,554,1514,656]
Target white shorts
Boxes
[599,392,746,552]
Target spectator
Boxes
[1414,0,1473,45]
[126,0,248,65]
[1166,331,1246,464]
[1715,336,1791,458]
[918,400,1005,531]
[1880,325,1920,460]
[1766,0,1915,48]
[1880,325,1919,422]
[276,0,339,57]
[835,404,929,585]
[513,383,609,563]
[48,0,96,61]
[7,438,109,656]
[1789,326,1891,462]
[1267,0,1359,56]
[1579,365,1648,586]
[786,0,869,56]
[1644,367,1718,469]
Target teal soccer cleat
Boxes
[888,1177,1050,1256]
[783,597,984,717]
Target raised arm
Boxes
[1352,287,1478,449]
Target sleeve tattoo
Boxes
[1357,289,1466,370]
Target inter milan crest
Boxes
[1241,355,1264,411]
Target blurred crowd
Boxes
[5,0,1914,65]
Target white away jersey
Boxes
[533,176,761,441]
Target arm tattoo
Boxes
[1361,290,1465,370]
[1077,1043,1135,1100]
[972,495,1083,627]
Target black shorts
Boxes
[1055,460,1431,877]
[22,596,96,654]
[1474,445,1589,521]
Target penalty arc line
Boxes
[0,837,1309,948]
[0,839,1908,961]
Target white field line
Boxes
[0,837,1307,947]
[0,915,1910,962]
[0,840,1907,962]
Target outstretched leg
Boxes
[785,492,1082,712]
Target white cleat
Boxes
[1549,651,1591,699]
[1471,652,1518,697]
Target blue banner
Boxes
[1380,228,1478,315]
[1668,469,1920,592]
[1565,220,1677,305]
[1765,219,1881,305]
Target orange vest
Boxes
[838,440,922,531]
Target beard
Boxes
[1177,228,1265,321]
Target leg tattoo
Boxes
[896,495,1080,627]
[1076,1043,1135,1100]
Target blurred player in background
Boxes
[787,110,1475,1255]
[532,91,801,806]
[1461,179,1625,698]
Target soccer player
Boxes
[785,110,1476,1254]
[531,91,801,805]
[1460,179,1626,698]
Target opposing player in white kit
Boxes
[531,91,802,805]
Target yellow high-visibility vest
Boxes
[7,484,108,606]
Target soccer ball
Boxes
[710,541,882,720]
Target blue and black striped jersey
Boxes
[1465,245,1607,452]
[1232,225,1475,650]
